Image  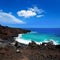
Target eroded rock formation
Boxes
[0,25,31,42]
[0,25,60,60]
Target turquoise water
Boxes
[18,28,60,44]
[21,32,60,44]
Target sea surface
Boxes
[16,28,60,45]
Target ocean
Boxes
[16,28,60,45]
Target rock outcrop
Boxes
[0,25,60,60]
[0,41,60,60]
[0,25,31,42]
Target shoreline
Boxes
[0,25,60,60]
[15,34,59,45]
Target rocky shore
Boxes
[0,25,60,60]
[0,25,31,42]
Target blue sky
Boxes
[0,0,60,28]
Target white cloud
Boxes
[29,6,44,14]
[17,10,36,18]
[17,6,44,18]
[0,11,25,24]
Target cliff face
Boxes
[0,25,60,60]
[0,25,31,42]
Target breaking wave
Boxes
[15,34,58,45]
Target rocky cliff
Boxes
[0,25,60,60]
[0,25,31,42]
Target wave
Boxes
[15,34,59,45]
[15,34,31,44]
[43,39,58,45]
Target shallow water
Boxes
[16,28,60,45]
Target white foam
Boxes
[44,39,58,45]
[15,34,41,45]
[15,34,31,44]
[15,34,59,45]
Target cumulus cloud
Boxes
[0,11,25,24]
[29,6,44,14]
[17,10,36,18]
[17,6,44,18]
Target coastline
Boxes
[16,33,59,45]
[15,34,31,44]
[0,25,60,60]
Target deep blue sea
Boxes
[16,28,60,45]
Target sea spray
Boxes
[15,34,59,45]
[15,34,31,44]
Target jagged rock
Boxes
[47,41,54,45]
[42,41,54,46]
[0,41,60,60]
[28,41,37,48]
[0,25,31,42]
[0,25,60,60]
[28,41,41,49]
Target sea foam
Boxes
[15,34,31,44]
[15,34,58,45]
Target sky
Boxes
[0,0,60,28]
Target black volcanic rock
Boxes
[0,41,60,60]
[0,25,31,42]
[0,25,60,60]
